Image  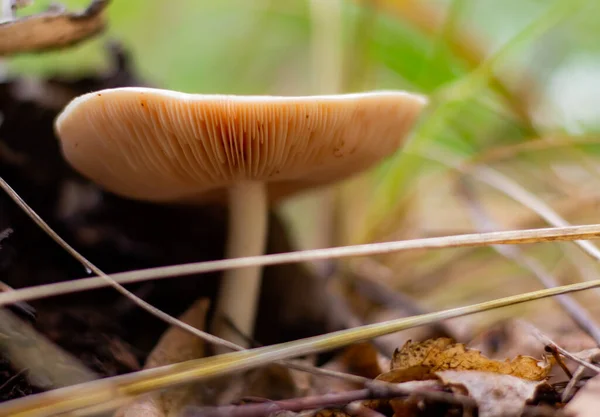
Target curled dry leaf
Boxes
[437,370,545,417]
[565,373,600,417]
[0,0,109,56]
[116,298,209,417]
[388,338,551,381]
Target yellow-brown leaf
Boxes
[391,338,550,381]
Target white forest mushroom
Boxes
[54,87,427,347]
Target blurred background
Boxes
[8,0,600,336]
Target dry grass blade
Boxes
[0,0,109,55]
[115,299,210,417]
[7,274,600,416]
[0,176,392,391]
[423,147,600,262]
[458,178,600,344]
[525,323,600,374]
[1,222,600,308]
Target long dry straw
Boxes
[1,223,600,307]
[5,271,600,417]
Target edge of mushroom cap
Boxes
[55,87,428,129]
[55,87,428,204]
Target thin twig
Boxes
[458,177,600,344]
[0,177,384,388]
[562,365,587,402]
[545,345,573,379]
[525,323,600,374]
[179,381,473,417]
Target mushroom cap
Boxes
[55,87,427,203]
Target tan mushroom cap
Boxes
[55,87,427,203]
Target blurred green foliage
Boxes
[8,0,600,245]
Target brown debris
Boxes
[0,0,110,55]
[389,338,551,381]
[320,344,389,393]
[339,343,388,381]
[116,298,210,417]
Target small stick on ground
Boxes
[525,322,600,374]
[561,347,600,401]
[180,381,475,417]
[562,365,588,402]
[545,345,573,379]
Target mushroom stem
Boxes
[0,0,17,23]
[213,180,268,348]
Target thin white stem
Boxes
[0,0,13,79]
[306,0,343,272]
[213,180,268,348]
[309,0,343,94]
[0,0,13,23]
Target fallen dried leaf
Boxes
[0,0,109,56]
[565,373,600,417]
[116,298,209,417]
[437,370,544,417]
[391,338,550,381]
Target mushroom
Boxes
[54,87,427,347]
